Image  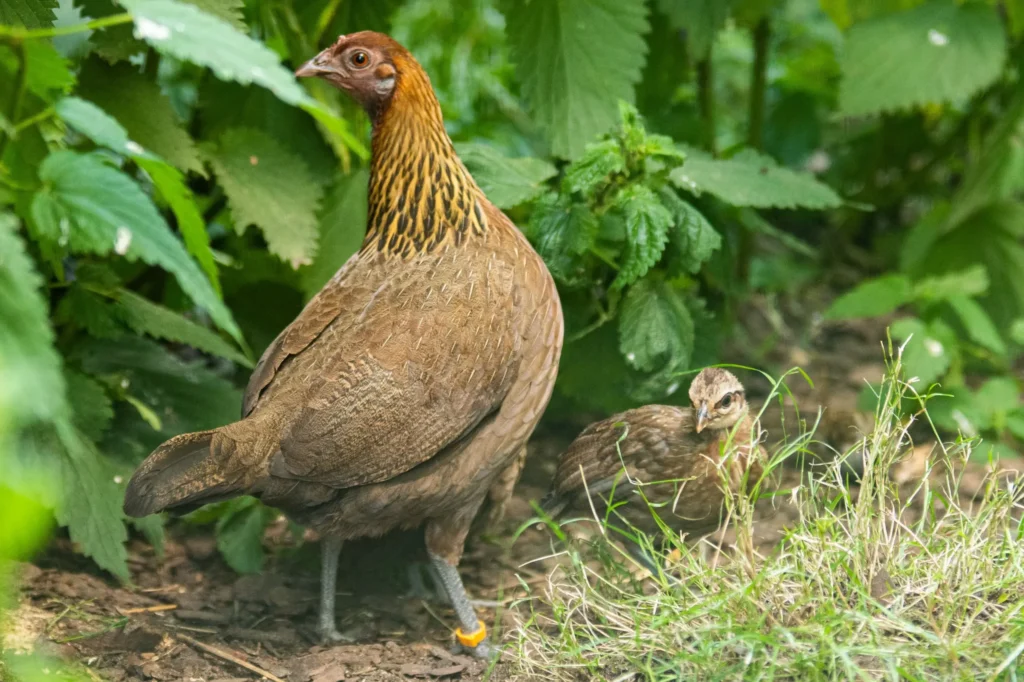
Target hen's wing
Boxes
[242,246,523,489]
[554,405,691,497]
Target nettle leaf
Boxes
[205,128,323,268]
[0,0,57,28]
[891,316,957,386]
[527,192,598,285]
[826,274,913,320]
[563,139,626,196]
[660,187,721,275]
[301,169,369,297]
[187,0,245,30]
[947,296,1006,356]
[78,59,203,175]
[0,212,68,425]
[115,290,252,367]
[66,370,114,443]
[618,276,694,378]
[913,265,988,301]
[455,142,557,209]
[505,0,649,160]
[215,498,272,574]
[656,0,732,59]
[32,151,241,342]
[56,96,221,292]
[671,149,841,209]
[0,41,76,99]
[839,0,1006,117]
[612,184,673,289]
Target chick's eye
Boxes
[720,394,733,409]
[351,51,369,67]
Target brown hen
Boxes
[541,368,764,568]
[123,32,563,657]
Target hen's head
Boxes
[296,31,412,117]
[688,367,746,433]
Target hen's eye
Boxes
[351,51,369,67]
[720,394,733,409]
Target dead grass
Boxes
[507,342,1024,680]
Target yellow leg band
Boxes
[455,621,487,648]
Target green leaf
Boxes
[65,370,114,443]
[215,498,270,574]
[973,377,1020,417]
[660,187,721,275]
[0,0,57,28]
[1007,410,1024,441]
[912,265,988,301]
[0,41,76,99]
[618,275,694,378]
[114,290,251,367]
[455,142,557,209]
[128,515,165,558]
[839,0,1006,117]
[187,0,244,30]
[504,0,649,159]
[825,274,912,320]
[77,59,203,175]
[205,128,323,268]
[55,286,123,339]
[55,425,129,580]
[0,212,67,425]
[946,296,1006,356]
[1011,319,1024,346]
[32,151,241,342]
[526,192,598,285]
[671,149,842,209]
[656,0,732,58]
[612,185,673,289]
[301,169,368,297]
[563,139,626,196]
[891,317,956,386]
[1009,0,1024,38]
[820,0,925,29]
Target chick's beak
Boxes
[295,49,332,78]
[695,403,709,433]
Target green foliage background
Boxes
[1,0,1023,586]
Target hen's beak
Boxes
[695,403,709,433]
[295,50,331,78]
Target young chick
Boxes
[541,368,765,550]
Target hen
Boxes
[123,32,563,657]
[541,368,764,567]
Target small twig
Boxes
[119,604,177,615]
[176,633,286,682]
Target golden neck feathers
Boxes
[364,53,486,257]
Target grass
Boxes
[507,343,1024,680]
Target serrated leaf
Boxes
[526,192,598,285]
[205,127,322,268]
[618,276,694,379]
[187,0,244,30]
[912,265,988,301]
[55,286,123,339]
[839,0,1006,117]
[78,59,203,175]
[0,0,57,27]
[65,370,114,442]
[0,41,75,99]
[215,498,269,574]
[891,317,956,386]
[612,184,673,289]
[946,295,1005,356]
[114,290,251,367]
[32,151,240,342]
[455,142,557,209]
[505,0,649,159]
[826,274,912,319]
[656,0,732,58]
[55,424,129,580]
[0,212,67,425]
[672,148,842,209]
[301,169,368,297]
[563,139,626,196]
[660,187,721,274]
[127,515,165,558]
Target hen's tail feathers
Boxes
[123,429,243,517]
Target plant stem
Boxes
[0,13,132,40]
[0,40,28,162]
[748,18,771,151]
[696,53,716,155]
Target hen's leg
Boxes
[318,537,350,642]
[425,514,494,659]
[406,561,449,603]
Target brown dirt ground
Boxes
[4,303,1022,681]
